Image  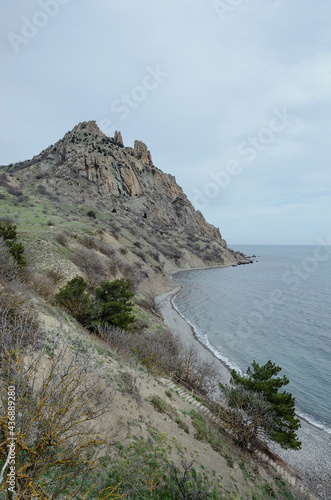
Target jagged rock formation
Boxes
[8,121,248,268]
[113,130,123,145]
[133,140,153,167]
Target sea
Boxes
[171,245,331,434]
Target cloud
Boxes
[1,0,331,243]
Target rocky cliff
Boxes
[5,121,248,277]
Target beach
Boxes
[156,286,331,500]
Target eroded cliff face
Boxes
[17,121,247,267]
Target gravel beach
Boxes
[156,287,331,500]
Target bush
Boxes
[28,273,56,302]
[0,220,26,265]
[70,247,107,290]
[53,231,68,246]
[0,237,20,282]
[46,268,64,284]
[97,323,218,394]
[175,344,219,395]
[55,276,92,326]
[87,210,96,219]
[218,385,275,450]
[0,348,115,498]
[0,286,39,358]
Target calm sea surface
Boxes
[172,245,331,433]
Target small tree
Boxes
[218,385,275,450]
[0,222,26,266]
[0,348,117,498]
[94,279,135,330]
[55,276,92,326]
[230,360,301,450]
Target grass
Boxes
[190,410,224,454]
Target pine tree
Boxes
[55,276,92,326]
[230,360,301,450]
[94,279,135,330]
[0,221,26,265]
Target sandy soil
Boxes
[156,286,331,500]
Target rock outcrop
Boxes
[113,131,123,145]
[133,140,153,167]
[13,120,248,267]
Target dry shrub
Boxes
[217,386,275,450]
[96,325,176,374]
[81,235,96,249]
[0,237,20,283]
[137,292,160,316]
[81,235,115,258]
[132,249,147,263]
[175,344,219,395]
[97,324,217,394]
[71,246,107,290]
[28,273,56,301]
[113,260,148,291]
[0,173,9,187]
[95,240,115,258]
[46,268,64,284]
[53,231,68,246]
[0,348,116,498]
[0,285,39,358]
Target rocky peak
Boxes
[9,120,249,266]
[113,131,123,146]
[72,120,104,137]
[134,140,153,167]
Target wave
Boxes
[296,410,331,435]
[171,295,243,374]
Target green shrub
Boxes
[55,276,92,326]
[149,395,169,414]
[0,220,26,265]
[55,277,135,331]
[87,210,96,219]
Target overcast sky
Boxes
[1,1,331,244]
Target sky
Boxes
[1,0,331,245]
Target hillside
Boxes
[0,124,313,499]
[1,121,249,293]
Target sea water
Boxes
[172,245,331,433]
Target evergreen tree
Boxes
[55,276,92,326]
[0,221,26,265]
[230,360,301,450]
[94,279,135,330]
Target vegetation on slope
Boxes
[0,147,306,498]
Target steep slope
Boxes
[4,121,248,275]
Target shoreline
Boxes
[156,272,331,500]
